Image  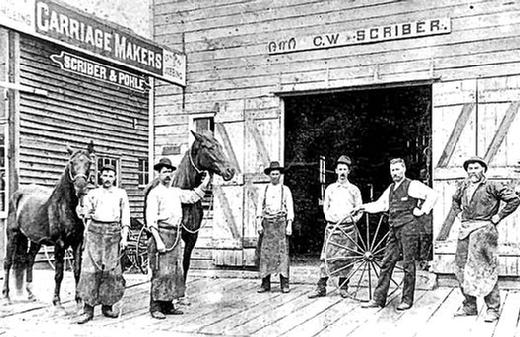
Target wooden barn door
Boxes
[211,116,245,266]
[432,77,520,277]
[210,99,282,267]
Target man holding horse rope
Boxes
[76,164,130,324]
[146,157,210,320]
[256,161,294,293]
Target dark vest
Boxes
[388,178,418,228]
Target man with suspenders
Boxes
[256,161,295,293]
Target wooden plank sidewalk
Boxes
[1,270,519,337]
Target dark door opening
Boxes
[284,85,432,262]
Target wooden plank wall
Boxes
[153,0,520,268]
[18,34,150,219]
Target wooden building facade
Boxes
[0,0,185,265]
[152,0,520,279]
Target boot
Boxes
[257,275,271,293]
[102,305,119,318]
[308,277,327,298]
[76,304,94,324]
[280,275,290,293]
[339,277,350,298]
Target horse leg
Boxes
[13,233,28,297]
[71,240,83,311]
[25,241,41,301]
[2,229,18,303]
[181,230,199,282]
[52,243,66,307]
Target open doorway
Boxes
[283,84,432,263]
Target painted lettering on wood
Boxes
[267,17,451,55]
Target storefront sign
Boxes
[0,0,186,86]
[50,51,150,92]
[267,17,451,55]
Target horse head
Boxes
[66,141,94,198]
[190,130,235,181]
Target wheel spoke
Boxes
[328,259,366,295]
[353,260,368,299]
[372,260,401,289]
[327,241,364,256]
[354,227,368,252]
[371,231,390,254]
[367,261,372,300]
[327,259,361,277]
[326,256,362,262]
[365,214,370,252]
[332,225,366,254]
[369,214,386,251]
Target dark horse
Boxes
[145,130,235,282]
[2,142,94,307]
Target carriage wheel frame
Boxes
[323,213,404,302]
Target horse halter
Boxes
[67,153,91,183]
[189,146,203,175]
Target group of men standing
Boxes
[255,155,519,323]
[73,150,519,324]
[76,157,210,323]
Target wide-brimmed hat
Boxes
[153,157,176,171]
[264,161,285,175]
[336,155,352,166]
[99,163,116,174]
[463,156,488,172]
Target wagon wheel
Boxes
[43,245,74,271]
[323,213,404,302]
[135,226,149,274]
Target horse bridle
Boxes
[67,153,91,183]
[189,146,203,175]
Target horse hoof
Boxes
[52,305,67,316]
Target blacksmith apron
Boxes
[455,221,498,297]
[78,220,125,306]
[148,222,185,301]
[319,221,357,278]
[259,214,289,278]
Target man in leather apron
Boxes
[256,161,294,293]
[77,164,130,324]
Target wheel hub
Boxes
[363,251,373,261]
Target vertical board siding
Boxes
[18,34,149,220]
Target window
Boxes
[138,158,149,186]
[193,116,214,133]
[189,113,215,144]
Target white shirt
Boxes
[323,181,363,223]
[146,183,205,229]
[363,179,437,214]
[82,186,130,227]
[256,183,294,221]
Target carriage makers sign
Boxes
[267,17,451,54]
[0,0,186,86]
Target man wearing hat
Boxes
[450,156,519,322]
[76,164,130,324]
[308,155,363,299]
[256,161,294,293]
[146,157,210,319]
[359,158,437,311]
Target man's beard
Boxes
[469,172,484,183]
